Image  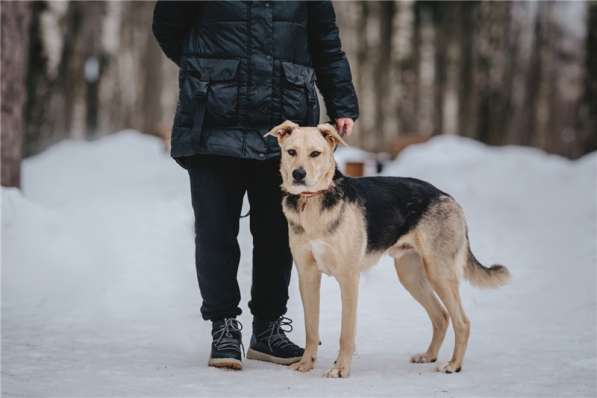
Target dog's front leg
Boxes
[290,259,321,373]
[325,272,359,378]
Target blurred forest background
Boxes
[2,1,596,188]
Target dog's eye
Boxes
[310,151,321,158]
[287,149,297,156]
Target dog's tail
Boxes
[464,243,510,289]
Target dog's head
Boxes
[266,120,346,194]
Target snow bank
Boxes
[2,132,595,397]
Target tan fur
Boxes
[268,122,510,378]
[267,121,343,195]
[464,250,511,288]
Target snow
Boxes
[2,131,596,397]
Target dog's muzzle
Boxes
[292,167,307,184]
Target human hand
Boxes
[335,117,354,137]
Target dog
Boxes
[265,120,511,378]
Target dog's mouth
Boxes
[286,181,314,194]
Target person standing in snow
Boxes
[153,1,359,369]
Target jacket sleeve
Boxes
[152,1,200,67]
[307,1,359,121]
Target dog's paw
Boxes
[323,363,351,378]
[437,361,462,374]
[410,352,437,363]
[290,357,315,373]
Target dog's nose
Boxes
[292,167,306,181]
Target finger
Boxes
[342,121,352,136]
[341,121,351,136]
[346,123,354,136]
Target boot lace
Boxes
[213,318,244,356]
[261,316,296,352]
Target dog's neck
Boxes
[298,188,330,198]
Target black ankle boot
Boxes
[246,316,304,365]
[208,318,244,369]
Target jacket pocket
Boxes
[281,62,317,124]
[183,58,241,127]
[177,74,209,139]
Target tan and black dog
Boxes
[266,120,510,378]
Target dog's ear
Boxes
[265,120,299,143]
[317,123,347,148]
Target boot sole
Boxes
[208,357,242,370]
[246,348,302,365]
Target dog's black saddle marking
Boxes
[282,169,446,253]
[334,170,446,253]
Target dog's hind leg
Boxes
[426,273,469,373]
[393,250,449,364]
[416,197,471,373]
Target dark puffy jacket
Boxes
[152,1,359,166]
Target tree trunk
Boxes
[374,1,395,148]
[139,4,165,136]
[475,2,513,146]
[432,3,448,135]
[356,2,368,148]
[396,1,419,135]
[1,1,32,188]
[521,2,548,147]
[581,1,597,153]
[457,1,477,137]
[410,2,422,134]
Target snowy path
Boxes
[2,131,595,397]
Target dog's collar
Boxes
[283,171,344,212]
[298,189,328,198]
[283,185,333,199]
[283,185,334,212]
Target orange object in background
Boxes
[345,161,365,177]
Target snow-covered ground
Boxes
[2,131,596,397]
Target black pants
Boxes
[187,155,293,321]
